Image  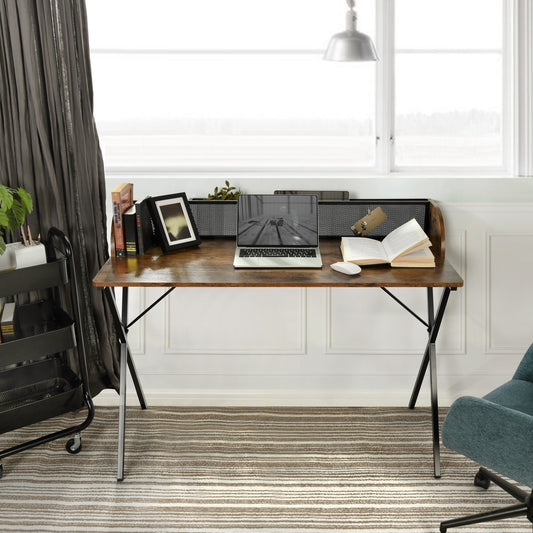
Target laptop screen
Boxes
[237,194,319,247]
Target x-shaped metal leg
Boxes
[382,286,454,478]
[103,287,147,481]
[409,287,453,478]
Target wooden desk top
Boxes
[93,238,463,289]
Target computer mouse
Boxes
[330,261,362,275]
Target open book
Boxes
[340,218,435,268]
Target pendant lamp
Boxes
[324,0,378,62]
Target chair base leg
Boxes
[440,468,533,532]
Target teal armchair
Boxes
[440,343,533,532]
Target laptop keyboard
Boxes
[240,248,317,258]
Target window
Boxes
[87,0,514,174]
[87,0,376,171]
[394,0,503,168]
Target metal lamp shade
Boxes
[324,29,378,61]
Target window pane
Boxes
[92,54,375,168]
[86,0,375,51]
[87,0,377,170]
[395,53,502,167]
[396,0,502,50]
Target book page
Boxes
[340,237,388,265]
[382,219,430,261]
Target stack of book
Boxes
[111,183,155,256]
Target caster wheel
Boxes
[0,463,3,479]
[474,469,491,489]
[66,436,82,454]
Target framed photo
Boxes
[148,193,201,253]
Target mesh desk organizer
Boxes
[189,197,437,241]
[0,228,95,478]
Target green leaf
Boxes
[0,235,5,256]
[7,199,25,230]
[17,187,33,214]
[225,180,230,187]
[0,211,8,227]
[0,185,14,211]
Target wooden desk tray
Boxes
[0,357,83,434]
[0,300,76,367]
[0,252,68,297]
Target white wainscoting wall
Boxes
[95,176,533,407]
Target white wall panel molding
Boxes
[485,232,533,353]
[325,287,429,355]
[163,287,307,355]
[93,386,487,408]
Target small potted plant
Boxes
[206,180,242,201]
[0,185,34,270]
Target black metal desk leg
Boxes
[117,338,127,480]
[409,288,452,409]
[409,287,452,478]
[104,286,147,409]
[118,287,147,410]
[116,288,130,481]
[103,287,147,481]
[428,308,441,477]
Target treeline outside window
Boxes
[86,0,506,174]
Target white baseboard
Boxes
[92,388,475,408]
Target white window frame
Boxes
[512,0,533,176]
[91,0,533,178]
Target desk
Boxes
[93,238,463,481]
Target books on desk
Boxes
[340,218,435,268]
[111,181,157,256]
[111,183,134,257]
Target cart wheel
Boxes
[66,434,82,454]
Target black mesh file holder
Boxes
[189,200,238,238]
[318,199,430,238]
[189,199,430,239]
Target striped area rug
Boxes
[0,407,530,532]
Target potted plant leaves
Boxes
[0,185,34,270]
[206,180,241,201]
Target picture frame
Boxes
[148,193,201,253]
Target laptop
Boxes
[233,194,322,268]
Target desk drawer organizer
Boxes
[189,198,430,238]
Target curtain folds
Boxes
[0,0,119,395]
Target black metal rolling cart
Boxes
[0,228,95,478]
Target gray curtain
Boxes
[0,0,119,395]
